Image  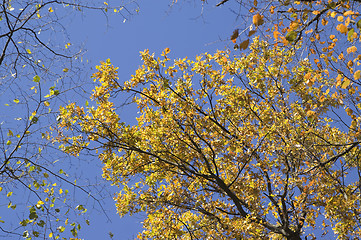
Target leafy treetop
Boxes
[56,38,361,239]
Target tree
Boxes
[0,0,138,239]
[56,37,361,239]
[49,0,361,239]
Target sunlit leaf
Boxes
[33,75,40,82]
[253,13,264,26]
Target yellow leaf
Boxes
[48,7,53,12]
[347,60,354,68]
[273,31,280,40]
[346,108,353,116]
[49,232,53,238]
[290,21,299,30]
[37,200,44,205]
[306,110,315,117]
[337,16,344,22]
[7,130,13,136]
[344,10,354,16]
[347,46,357,54]
[26,49,32,54]
[304,72,311,80]
[63,68,69,72]
[341,79,350,89]
[354,70,361,80]
[312,10,320,15]
[336,24,348,34]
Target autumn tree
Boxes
[56,35,361,239]
[0,0,138,239]
[52,0,361,239]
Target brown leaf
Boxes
[248,30,257,37]
[231,29,239,43]
[239,39,250,50]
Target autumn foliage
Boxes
[230,0,361,84]
[50,0,361,239]
[56,36,361,239]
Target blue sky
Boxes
[64,1,240,239]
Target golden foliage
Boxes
[56,38,361,239]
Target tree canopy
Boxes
[56,36,361,238]
[54,0,361,239]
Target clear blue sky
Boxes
[64,1,240,239]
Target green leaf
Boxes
[357,19,361,29]
[33,75,40,82]
[71,227,78,237]
[29,212,38,220]
[20,220,28,226]
[32,231,39,237]
[76,205,85,211]
[328,1,337,8]
[286,31,298,42]
[31,116,39,124]
[37,220,45,227]
[348,28,355,41]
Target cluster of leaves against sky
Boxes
[55,0,361,239]
[3,0,361,239]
